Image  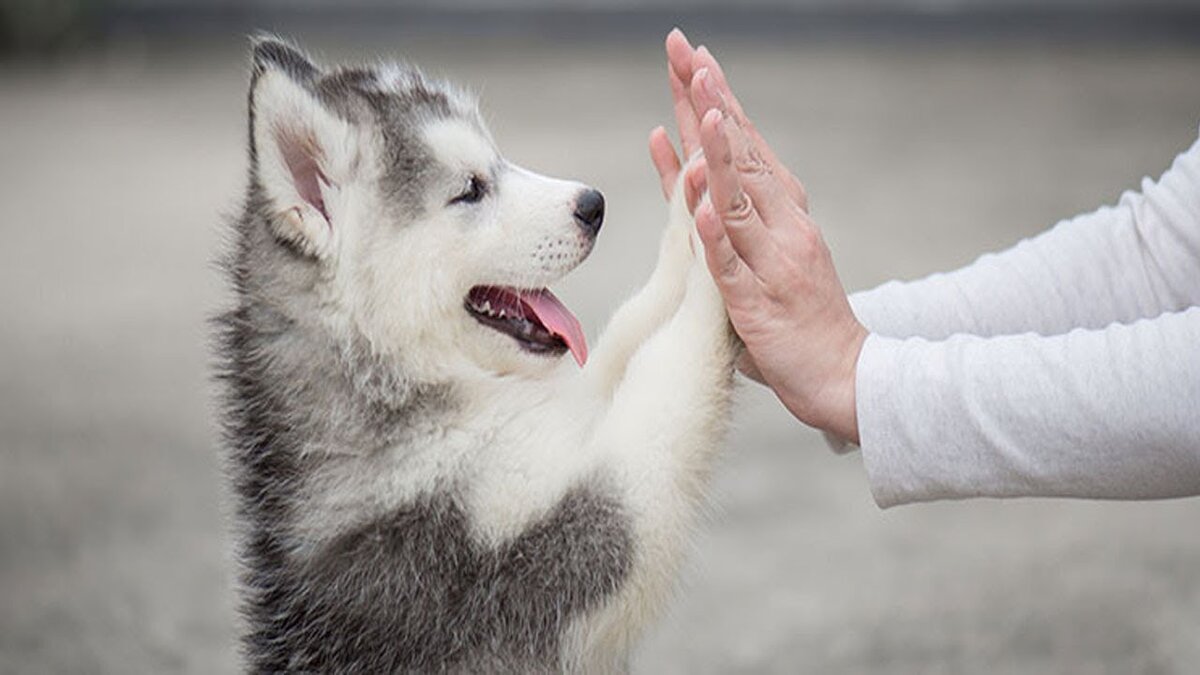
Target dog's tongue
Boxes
[518,289,588,366]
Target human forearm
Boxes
[856,308,1200,508]
[851,133,1200,340]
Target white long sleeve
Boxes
[851,129,1200,339]
[846,127,1200,508]
[858,312,1200,508]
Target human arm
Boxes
[673,106,1200,507]
[652,29,1200,343]
[857,308,1200,507]
[850,132,1200,340]
[653,31,1200,343]
[819,133,1200,453]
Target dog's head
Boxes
[246,38,601,381]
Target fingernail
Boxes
[695,67,716,99]
[716,90,732,116]
[696,69,730,116]
[702,107,722,128]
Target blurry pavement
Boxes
[1,33,1199,673]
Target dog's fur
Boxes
[214,37,737,673]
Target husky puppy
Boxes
[214,37,737,673]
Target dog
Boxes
[214,36,738,673]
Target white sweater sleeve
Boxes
[857,311,1200,508]
[842,129,1200,507]
[850,129,1200,339]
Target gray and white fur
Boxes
[214,36,737,673]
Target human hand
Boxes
[647,28,811,385]
[648,28,807,215]
[649,32,867,443]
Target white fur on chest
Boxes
[294,368,607,550]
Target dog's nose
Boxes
[573,189,605,237]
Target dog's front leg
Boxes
[602,239,737,531]
[583,178,694,397]
[575,232,739,661]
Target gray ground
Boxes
[1,33,1198,674]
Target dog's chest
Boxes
[273,483,634,672]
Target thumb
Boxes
[684,158,708,214]
[649,126,682,200]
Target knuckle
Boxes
[797,222,821,249]
[722,191,756,226]
[793,182,809,210]
[734,147,772,180]
[710,247,739,278]
[717,250,740,279]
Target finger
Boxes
[688,65,722,117]
[665,29,701,157]
[666,28,696,96]
[695,199,764,309]
[694,46,808,209]
[684,159,707,214]
[698,108,775,275]
[691,46,749,126]
[692,70,799,231]
[668,66,701,159]
[648,126,682,199]
[692,46,809,211]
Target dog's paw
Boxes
[685,233,727,320]
[657,188,697,278]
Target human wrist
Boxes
[818,323,867,443]
[774,321,867,443]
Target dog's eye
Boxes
[449,174,487,205]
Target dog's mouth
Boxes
[465,286,588,366]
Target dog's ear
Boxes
[249,36,355,259]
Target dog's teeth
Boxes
[482,301,492,313]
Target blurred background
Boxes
[2,0,1199,672]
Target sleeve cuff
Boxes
[855,333,921,509]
